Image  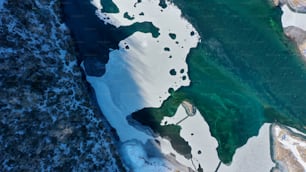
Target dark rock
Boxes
[0,0,123,171]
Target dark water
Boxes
[61,0,159,76]
[62,0,306,164]
[133,0,306,163]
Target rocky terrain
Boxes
[273,0,306,11]
[0,0,124,171]
[268,1,306,171]
[283,26,306,58]
[271,124,306,172]
[272,0,306,60]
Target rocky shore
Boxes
[272,0,306,60]
[271,124,306,172]
[268,2,306,170]
[181,101,197,117]
[272,0,306,11]
[283,26,306,58]
[0,0,124,171]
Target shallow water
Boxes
[62,0,306,164]
[133,0,306,163]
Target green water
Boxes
[133,0,306,163]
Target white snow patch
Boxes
[87,0,199,141]
[120,140,187,172]
[219,123,275,172]
[288,126,306,137]
[86,73,151,143]
[90,0,102,10]
[87,0,200,170]
[281,4,306,31]
[161,104,220,171]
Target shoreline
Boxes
[219,123,275,172]
[85,0,201,171]
[274,1,306,60]
[161,102,219,172]
[84,0,306,171]
[0,0,124,170]
[63,0,306,171]
[2,0,306,171]
[270,123,306,171]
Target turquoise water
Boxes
[63,0,306,164]
[133,0,306,163]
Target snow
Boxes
[87,0,200,123]
[161,104,220,171]
[87,0,199,170]
[87,0,281,171]
[219,123,275,172]
[91,0,102,10]
[85,73,151,142]
[288,126,306,137]
[281,4,306,31]
[120,140,188,172]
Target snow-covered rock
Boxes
[0,0,122,171]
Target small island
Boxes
[181,101,197,117]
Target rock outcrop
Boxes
[272,0,306,60]
[271,124,306,172]
[284,26,306,58]
[287,0,306,12]
[0,0,124,171]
